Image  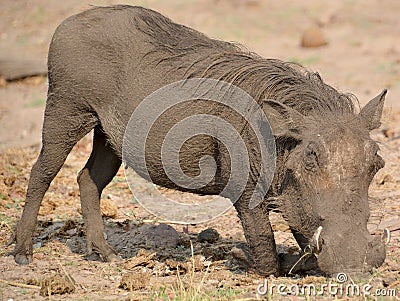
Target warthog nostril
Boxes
[367,229,390,247]
[368,232,387,250]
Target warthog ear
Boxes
[360,89,387,130]
[262,100,305,140]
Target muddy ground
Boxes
[0,1,399,300]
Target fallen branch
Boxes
[0,58,47,80]
[0,278,40,289]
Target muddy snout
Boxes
[365,234,387,267]
[314,229,386,275]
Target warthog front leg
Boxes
[234,196,280,276]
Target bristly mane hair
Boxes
[125,5,358,117]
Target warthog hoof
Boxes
[106,253,123,262]
[14,253,32,265]
[85,245,122,263]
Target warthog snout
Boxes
[316,229,386,275]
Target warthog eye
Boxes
[303,142,319,171]
[370,152,385,174]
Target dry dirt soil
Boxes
[0,1,399,300]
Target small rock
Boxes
[33,242,42,249]
[231,246,250,264]
[300,26,328,48]
[177,232,192,248]
[138,223,180,248]
[198,228,220,243]
[66,228,77,236]
[382,128,396,139]
[377,174,393,185]
[100,199,118,218]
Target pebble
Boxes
[197,228,220,243]
[100,199,118,218]
[230,246,249,263]
[177,232,191,248]
[140,223,180,248]
[382,128,396,139]
[301,26,328,48]
[377,174,393,185]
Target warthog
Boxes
[11,5,387,276]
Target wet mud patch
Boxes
[33,219,319,276]
[34,219,248,267]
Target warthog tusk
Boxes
[383,228,391,244]
[288,251,312,275]
[288,226,323,274]
[312,226,323,252]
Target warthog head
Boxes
[267,90,388,275]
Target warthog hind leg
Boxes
[77,127,122,261]
[12,98,97,264]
